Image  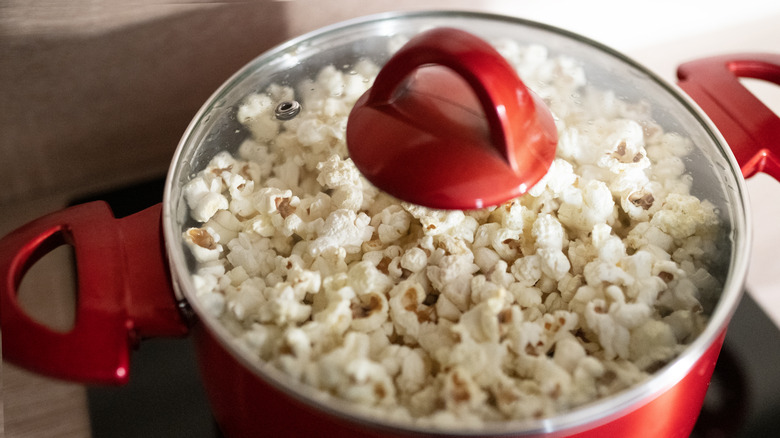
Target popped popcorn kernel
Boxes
[309,209,374,256]
[651,193,719,240]
[184,227,222,263]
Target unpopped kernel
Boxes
[182,35,722,426]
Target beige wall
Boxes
[0,1,482,211]
[0,2,484,437]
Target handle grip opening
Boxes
[15,228,78,333]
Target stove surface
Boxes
[82,178,780,438]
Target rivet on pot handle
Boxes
[0,202,188,385]
[677,53,780,180]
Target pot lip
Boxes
[162,9,753,436]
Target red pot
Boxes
[2,11,779,438]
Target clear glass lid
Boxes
[162,10,749,436]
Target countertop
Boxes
[2,1,780,437]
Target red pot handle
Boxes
[0,201,188,385]
[677,53,780,180]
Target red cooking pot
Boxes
[2,10,779,438]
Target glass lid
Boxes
[162,10,748,436]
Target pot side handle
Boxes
[677,53,780,181]
[0,201,188,385]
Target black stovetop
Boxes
[80,177,780,438]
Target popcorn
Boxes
[340,357,397,405]
[527,158,577,198]
[440,366,488,412]
[237,139,275,178]
[400,247,428,273]
[405,205,478,242]
[241,323,283,360]
[258,286,312,326]
[198,289,226,317]
[312,284,355,336]
[427,253,479,311]
[225,233,276,277]
[372,205,412,244]
[553,335,587,374]
[584,297,631,360]
[237,91,283,141]
[226,282,264,322]
[183,175,228,223]
[629,319,680,371]
[596,119,651,173]
[558,179,616,233]
[183,227,222,263]
[182,35,725,428]
[651,193,719,240]
[388,280,430,340]
[203,210,243,244]
[350,291,389,333]
[532,213,566,251]
[308,209,374,256]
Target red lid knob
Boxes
[347,27,557,209]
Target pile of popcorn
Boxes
[182,34,723,426]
